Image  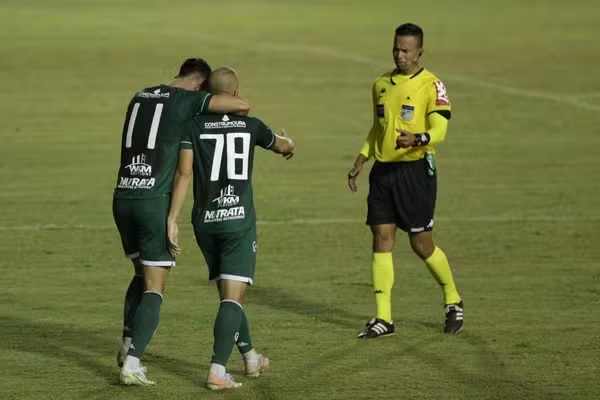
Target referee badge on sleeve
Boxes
[401,104,414,121]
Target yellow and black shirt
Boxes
[360,68,451,162]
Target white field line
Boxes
[568,92,600,100]
[161,34,600,112]
[0,215,598,232]
[2,41,595,232]
[284,44,600,112]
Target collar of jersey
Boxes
[390,67,424,85]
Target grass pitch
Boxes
[1,1,599,399]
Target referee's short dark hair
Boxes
[395,23,424,47]
[176,58,212,79]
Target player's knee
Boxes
[143,266,169,293]
[373,236,394,252]
[222,293,244,304]
[410,239,434,259]
[219,280,248,303]
[144,280,165,294]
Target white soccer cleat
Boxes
[120,365,156,387]
[245,354,270,378]
[205,372,242,390]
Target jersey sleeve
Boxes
[254,119,276,150]
[427,80,452,114]
[179,122,194,150]
[359,82,379,159]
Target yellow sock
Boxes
[372,252,394,323]
[424,247,461,305]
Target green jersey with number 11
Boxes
[181,113,276,233]
[113,85,212,199]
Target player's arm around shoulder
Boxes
[208,94,250,115]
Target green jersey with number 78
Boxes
[180,113,276,234]
[113,85,212,199]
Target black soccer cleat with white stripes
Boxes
[357,318,395,339]
[444,301,464,333]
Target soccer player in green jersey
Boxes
[169,67,295,390]
[113,58,251,386]
[347,24,463,338]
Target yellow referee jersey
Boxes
[360,68,451,162]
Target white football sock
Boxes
[124,355,140,370]
[209,363,226,377]
[243,349,259,362]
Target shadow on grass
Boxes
[250,286,367,330]
[0,315,202,387]
[393,331,560,400]
[247,288,559,400]
[0,315,117,384]
[0,304,561,400]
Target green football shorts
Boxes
[193,225,257,285]
[112,195,175,267]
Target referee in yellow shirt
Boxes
[348,23,463,338]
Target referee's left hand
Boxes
[396,129,416,149]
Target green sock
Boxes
[128,291,163,359]
[211,300,243,366]
[123,275,144,338]
[237,310,254,354]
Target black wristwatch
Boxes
[414,133,431,146]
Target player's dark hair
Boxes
[176,58,212,80]
[395,23,424,47]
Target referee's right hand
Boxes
[347,165,362,193]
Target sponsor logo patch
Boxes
[124,154,152,176]
[204,184,246,223]
[203,207,245,223]
[212,185,239,208]
[204,120,246,129]
[136,89,170,99]
[409,219,434,233]
[376,104,385,118]
[434,81,449,106]
[117,177,155,189]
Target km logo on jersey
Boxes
[212,184,240,208]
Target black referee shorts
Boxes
[366,159,437,233]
